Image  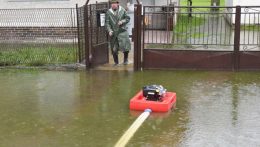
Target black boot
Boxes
[113,54,119,66]
[123,51,129,65]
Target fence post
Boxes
[84,3,90,68]
[137,4,142,71]
[233,5,241,71]
[134,3,142,71]
[76,4,82,63]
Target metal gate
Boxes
[133,4,260,71]
[77,1,109,68]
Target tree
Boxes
[187,0,192,17]
[211,0,220,6]
[211,0,220,11]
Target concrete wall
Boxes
[0,0,108,9]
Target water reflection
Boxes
[0,70,260,146]
[181,72,260,147]
[231,79,239,126]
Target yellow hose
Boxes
[114,109,152,147]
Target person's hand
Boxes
[118,20,123,26]
[109,31,113,36]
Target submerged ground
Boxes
[0,69,260,147]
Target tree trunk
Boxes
[211,0,220,11]
[211,0,220,6]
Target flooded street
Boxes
[0,69,260,146]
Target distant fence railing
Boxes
[0,8,78,66]
[143,6,260,51]
[239,6,260,50]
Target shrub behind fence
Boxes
[0,8,78,66]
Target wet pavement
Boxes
[94,42,134,71]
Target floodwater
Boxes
[0,69,260,147]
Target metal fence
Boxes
[143,6,260,51]
[240,6,260,50]
[77,2,109,67]
[88,3,108,46]
[77,5,86,63]
[77,3,108,64]
[0,8,78,66]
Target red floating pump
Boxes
[129,85,177,112]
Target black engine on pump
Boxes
[142,85,166,101]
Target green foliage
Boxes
[172,14,206,44]
[180,0,226,7]
[0,46,76,66]
[241,25,260,31]
[174,14,205,33]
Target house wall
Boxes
[155,0,168,6]
[225,0,233,7]
[233,0,260,6]
[225,0,260,24]
[238,0,260,25]
[0,0,109,27]
[0,0,108,9]
[127,0,178,6]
